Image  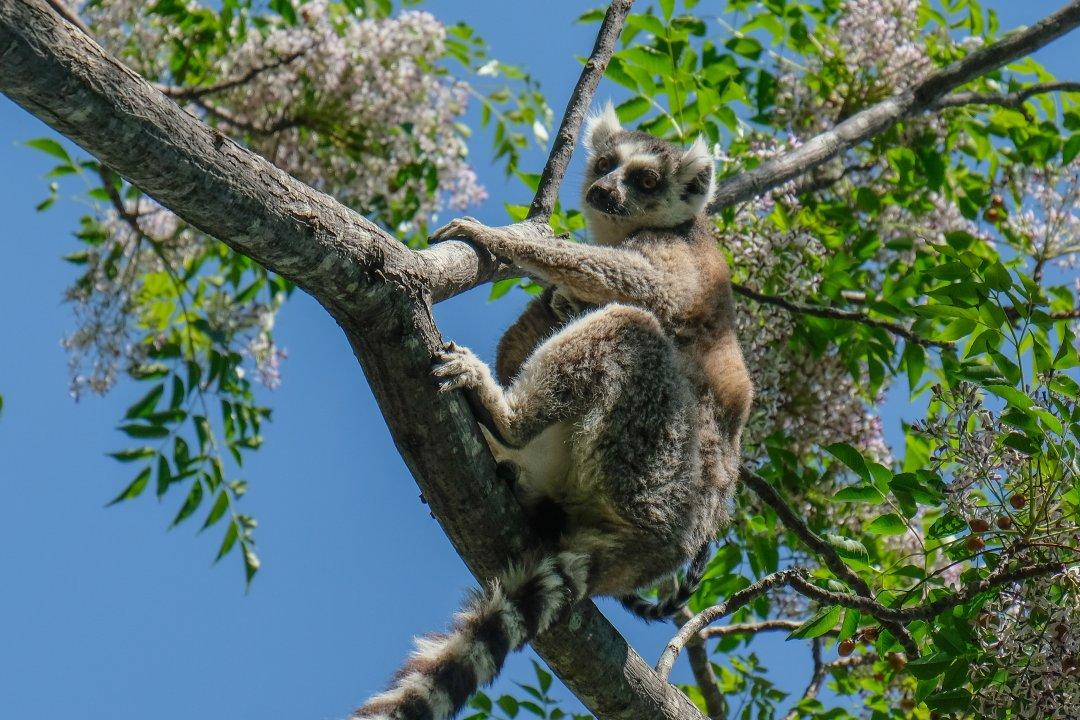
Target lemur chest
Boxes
[480,421,573,499]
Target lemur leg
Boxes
[435,303,688,454]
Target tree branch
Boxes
[675,607,727,720]
[157,49,308,101]
[699,619,806,640]
[934,80,1080,109]
[657,569,803,679]
[0,3,706,719]
[707,1,1080,212]
[732,284,954,349]
[739,470,918,656]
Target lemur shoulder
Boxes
[353,103,752,720]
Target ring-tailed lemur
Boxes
[352,103,752,720]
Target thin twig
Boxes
[527,0,634,221]
[708,1,1080,212]
[194,98,300,135]
[740,469,919,656]
[732,283,954,349]
[676,607,727,720]
[789,561,1068,623]
[657,569,803,678]
[157,50,308,101]
[700,619,811,640]
[934,80,1080,109]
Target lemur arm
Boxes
[430,218,690,315]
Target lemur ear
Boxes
[584,101,622,151]
[678,136,715,205]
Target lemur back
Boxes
[353,103,752,720]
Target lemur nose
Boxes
[586,184,616,209]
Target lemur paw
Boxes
[429,217,492,247]
[432,342,489,393]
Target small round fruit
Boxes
[966,535,986,552]
[1010,494,1028,510]
[996,515,1013,530]
[838,639,856,657]
[991,194,1005,208]
[888,653,907,672]
[860,627,879,645]
[984,207,1002,222]
[969,517,991,533]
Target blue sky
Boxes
[0,2,1077,719]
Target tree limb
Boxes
[0,2,707,719]
[675,607,727,720]
[157,49,309,101]
[707,1,1080,212]
[739,470,918,656]
[934,80,1080,109]
[732,284,954,349]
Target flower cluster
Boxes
[66,0,488,397]
[973,565,1080,718]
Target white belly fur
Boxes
[479,421,573,500]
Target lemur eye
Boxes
[640,171,659,190]
[595,157,613,174]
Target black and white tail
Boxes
[619,542,711,622]
[352,552,589,720]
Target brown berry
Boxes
[1010,494,1028,510]
[861,627,879,645]
[838,639,856,657]
[901,699,916,712]
[888,652,907,672]
[984,207,1002,222]
[996,515,1013,530]
[965,535,986,552]
[991,194,1005,208]
[969,517,992,533]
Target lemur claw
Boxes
[432,341,485,393]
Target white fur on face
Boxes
[581,104,715,245]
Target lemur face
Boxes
[580,102,715,244]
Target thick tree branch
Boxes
[707,1,1080,212]
[732,284,954,349]
[0,3,706,719]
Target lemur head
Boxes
[580,102,715,246]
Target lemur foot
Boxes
[432,342,490,393]
[429,217,493,247]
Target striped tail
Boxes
[619,541,711,622]
[352,552,589,720]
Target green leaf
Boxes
[171,480,204,527]
[832,485,885,503]
[866,513,907,536]
[615,96,651,123]
[118,423,170,439]
[496,695,520,718]
[928,512,966,539]
[109,447,157,463]
[124,383,165,419]
[789,605,842,639]
[107,467,152,506]
[824,533,868,561]
[25,137,72,162]
[907,653,952,679]
[925,689,973,713]
[201,490,229,530]
[824,442,871,483]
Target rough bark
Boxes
[0,1,703,718]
